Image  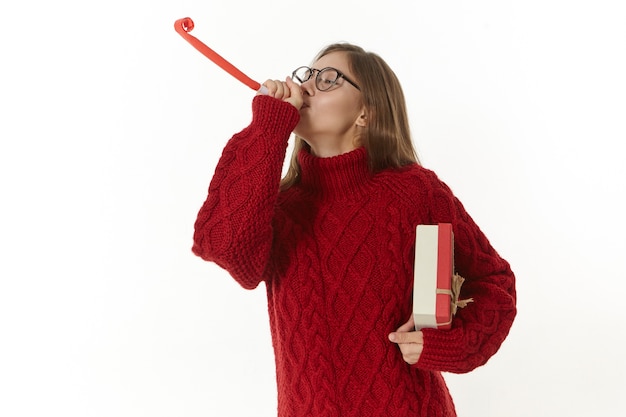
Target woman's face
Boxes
[294,51,366,157]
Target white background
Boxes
[1,1,625,416]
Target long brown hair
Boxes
[280,43,419,191]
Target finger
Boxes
[398,343,423,365]
[388,330,424,345]
[274,80,285,99]
[285,76,299,94]
[285,76,303,109]
[261,79,277,97]
[396,315,415,333]
[263,79,288,98]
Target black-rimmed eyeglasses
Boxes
[291,66,361,91]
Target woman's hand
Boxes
[258,77,303,110]
[388,315,424,365]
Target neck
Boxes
[297,147,372,200]
[301,130,363,158]
[308,142,358,158]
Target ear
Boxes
[355,108,368,127]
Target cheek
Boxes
[321,96,360,123]
[296,95,362,136]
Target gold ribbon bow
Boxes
[436,273,474,324]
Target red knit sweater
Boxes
[193,96,516,417]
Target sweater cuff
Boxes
[251,95,301,137]
[417,327,474,373]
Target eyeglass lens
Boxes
[293,67,341,91]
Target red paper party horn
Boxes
[174,17,267,94]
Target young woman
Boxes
[192,43,516,417]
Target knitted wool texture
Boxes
[193,96,517,417]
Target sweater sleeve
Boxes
[416,172,517,373]
[192,95,300,289]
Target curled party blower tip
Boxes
[174,17,268,95]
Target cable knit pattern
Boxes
[193,95,516,417]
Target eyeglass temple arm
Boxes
[174,17,269,95]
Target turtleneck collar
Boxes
[297,147,373,200]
